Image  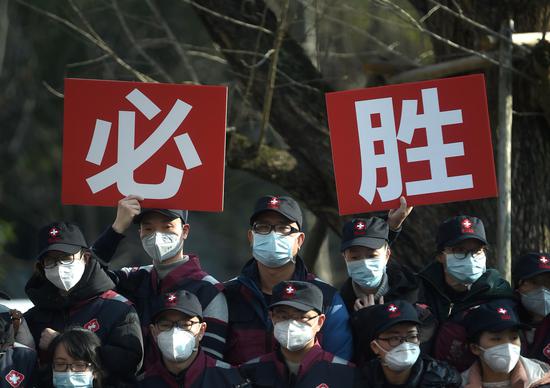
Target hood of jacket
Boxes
[25,257,115,310]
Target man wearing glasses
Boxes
[24,221,143,387]
[139,290,248,387]
[353,300,461,387]
[414,215,514,371]
[223,195,352,365]
[240,281,359,387]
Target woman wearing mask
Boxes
[24,222,143,387]
[462,299,550,387]
[514,252,550,363]
[139,290,246,387]
[354,300,461,387]
[50,327,103,388]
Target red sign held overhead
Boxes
[62,78,227,211]
[326,74,497,214]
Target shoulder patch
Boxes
[120,264,153,275]
[101,290,132,305]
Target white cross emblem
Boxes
[84,319,100,332]
[462,219,472,229]
[285,285,295,295]
[497,308,507,315]
[270,197,280,206]
[541,256,549,264]
[167,293,177,302]
[85,89,202,199]
[49,227,60,237]
[388,305,397,312]
[355,222,365,230]
[5,370,24,388]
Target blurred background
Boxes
[1,0,549,299]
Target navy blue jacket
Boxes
[239,343,359,387]
[0,344,37,388]
[224,257,352,365]
[138,349,249,388]
[24,258,143,387]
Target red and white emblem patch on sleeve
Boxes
[5,370,24,388]
[83,318,100,332]
[316,384,329,388]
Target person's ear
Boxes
[82,250,92,264]
[316,314,326,330]
[385,246,391,263]
[370,340,382,356]
[296,232,305,248]
[247,229,254,245]
[470,343,482,356]
[436,252,446,264]
[197,322,207,341]
[181,224,190,240]
[149,324,158,341]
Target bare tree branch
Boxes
[112,0,174,82]
[15,0,155,82]
[145,0,200,84]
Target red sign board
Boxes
[62,78,227,211]
[326,74,497,215]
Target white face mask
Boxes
[141,232,184,263]
[521,287,550,317]
[480,343,521,373]
[378,341,420,372]
[157,327,196,362]
[252,232,296,268]
[273,319,314,351]
[45,260,86,291]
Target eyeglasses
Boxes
[41,253,80,269]
[271,311,319,323]
[377,334,420,347]
[445,247,485,260]
[155,319,201,332]
[252,223,299,236]
[53,361,92,372]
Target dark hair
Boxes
[50,327,103,387]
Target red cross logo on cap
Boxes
[316,384,329,388]
[387,304,401,318]
[267,197,280,209]
[539,256,550,269]
[83,318,100,332]
[461,218,474,233]
[353,220,366,235]
[497,308,511,320]
[5,371,24,388]
[285,285,296,297]
[49,227,60,237]
[166,293,178,304]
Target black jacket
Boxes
[24,258,143,387]
[0,344,37,388]
[416,262,514,371]
[359,354,462,387]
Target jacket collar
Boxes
[150,254,204,293]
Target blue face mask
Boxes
[445,252,486,284]
[521,287,550,317]
[346,257,386,288]
[52,371,94,388]
[252,232,295,268]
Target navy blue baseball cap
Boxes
[513,252,550,284]
[133,209,188,224]
[36,222,88,261]
[250,195,303,230]
[463,300,527,338]
[436,215,487,251]
[352,300,421,344]
[340,217,389,251]
[151,290,203,322]
[269,281,323,313]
